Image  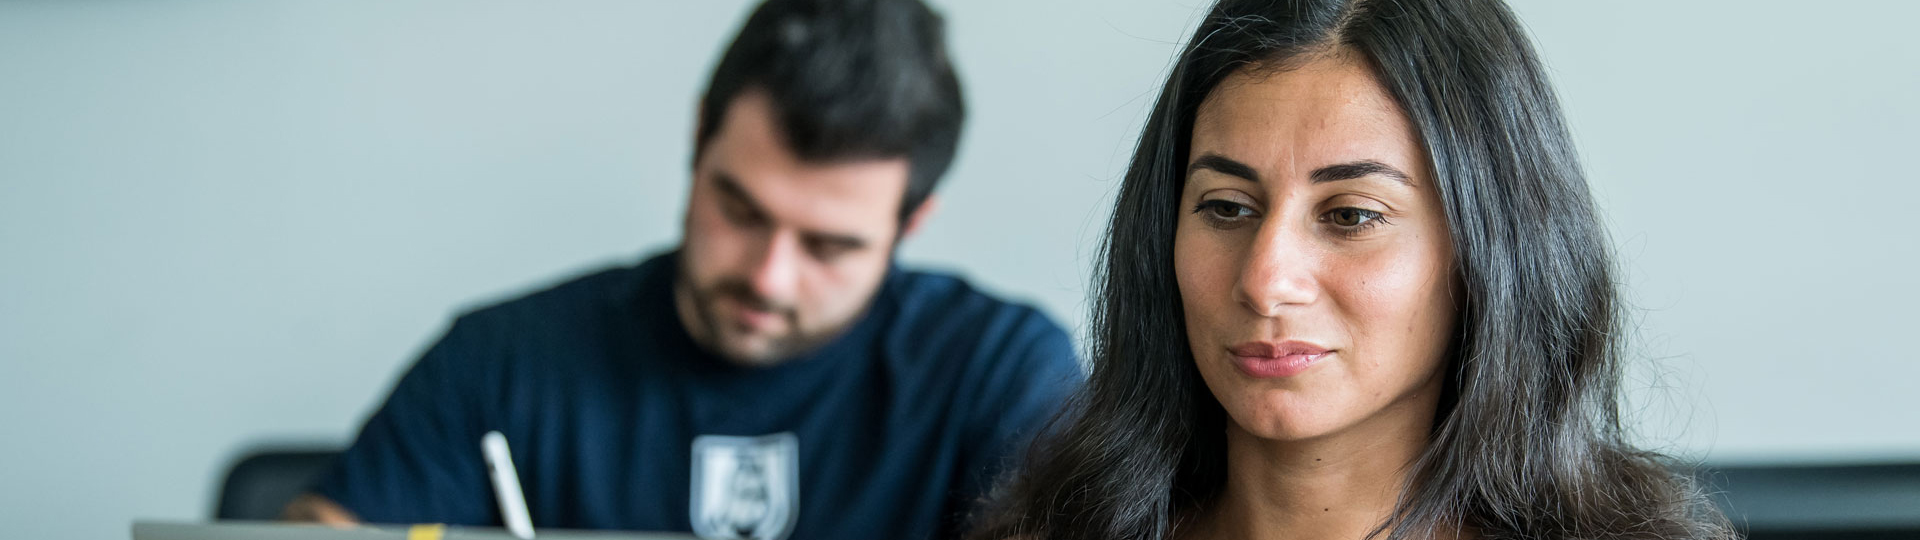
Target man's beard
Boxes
[676,261,841,365]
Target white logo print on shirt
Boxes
[690,433,798,540]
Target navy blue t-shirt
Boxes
[312,251,1081,540]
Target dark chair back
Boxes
[214,449,341,521]
[1699,462,1920,540]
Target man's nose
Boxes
[745,229,802,305]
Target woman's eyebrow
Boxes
[1187,153,1260,183]
[1188,153,1413,188]
[1311,160,1414,187]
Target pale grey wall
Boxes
[0,1,1913,539]
[1510,1,1920,461]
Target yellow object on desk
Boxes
[406,524,446,540]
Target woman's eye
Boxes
[1323,207,1384,228]
[1328,206,1374,225]
[1193,200,1255,221]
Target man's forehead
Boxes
[709,159,910,239]
[699,90,912,239]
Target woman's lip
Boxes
[1231,351,1329,378]
[1228,340,1331,358]
[1228,341,1332,378]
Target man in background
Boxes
[283,0,1081,538]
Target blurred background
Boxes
[1,1,1915,539]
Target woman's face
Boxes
[1175,52,1457,444]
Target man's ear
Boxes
[900,195,940,240]
[690,99,705,169]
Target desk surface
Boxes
[133,521,698,540]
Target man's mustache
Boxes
[709,280,794,315]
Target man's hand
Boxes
[281,493,361,526]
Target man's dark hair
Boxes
[694,0,965,221]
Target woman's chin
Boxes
[1234,418,1339,443]
[1222,394,1347,443]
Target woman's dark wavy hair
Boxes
[969,0,1734,539]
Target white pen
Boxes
[481,430,537,539]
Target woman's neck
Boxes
[1191,406,1438,540]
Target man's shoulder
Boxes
[887,267,1039,322]
[880,267,1082,429]
[881,266,1072,359]
[448,255,664,337]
